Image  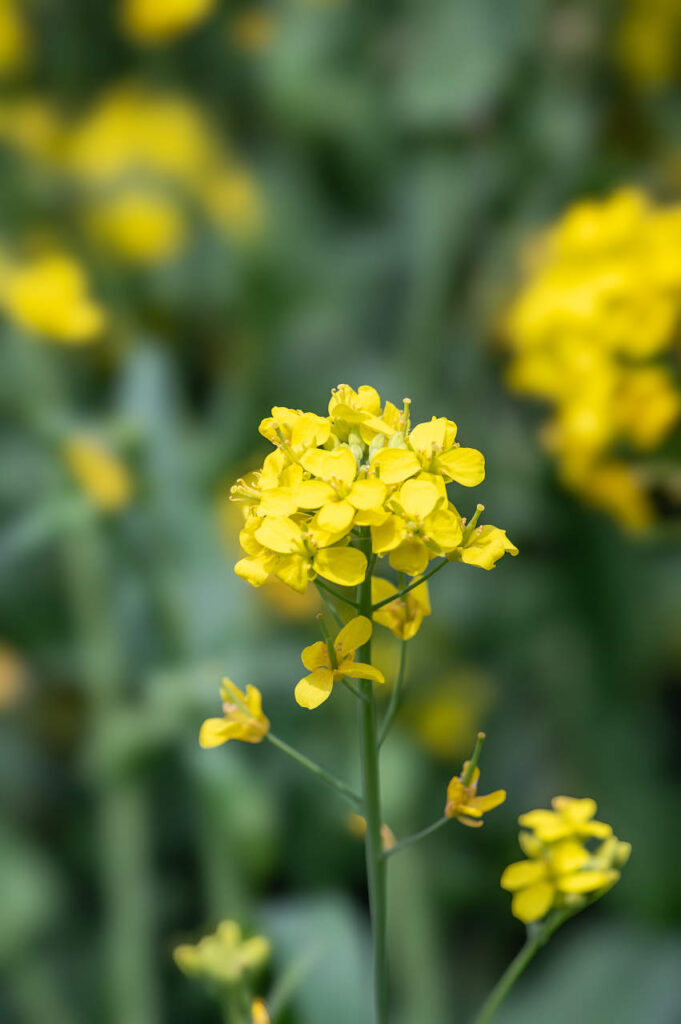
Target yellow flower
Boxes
[371,576,430,640]
[202,166,264,239]
[444,763,505,828]
[251,999,270,1024]
[450,523,519,571]
[501,836,621,924]
[253,515,367,593]
[85,188,186,264]
[199,678,270,747]
[120,0,215,44]
[63,437,132,511]
[2,254,105,344]
[295,615,384,709]
[371,416,485,487]
[372,478,463,575]
[0,0,30,76]
[174,920,269,985]
[518,796,612,843]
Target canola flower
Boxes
[1,253,105,344]
[120,0,215,44]
[251,999,270,1024]
[371,576,430,640]
[444,758,506,828]
[63,437,132,512]
[174,920,269,985]
[616,0,681,89]
[199,679,270,747]
[506,188,681,529]
[0,0,30,76]
[85,188,186,264]
[296,614,385,709]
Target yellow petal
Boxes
[245,684,264,719]
[389,538,430,576]
[550,839,590,876]
[518,809,569,841]
[371,515,407,554]
[371,577,397,604]
[579,820,613,839]
[313,546,367,587]
[295,667,335,709]
[335,615,372,657]
[398,479,440,519]
[437,447,485,486]
[459,526,518,570]
[408,417,447,456]
[255,517,303,554]
[290,413,330,452]
[555,869,619,894]
[371,448,421,484]
[317,499,355,535]
[469,789,506,814]
[511,881,555,923]
[274,554,309,593]
[301,640,330,672]
[258,487,298,517]
[518,831,544,858]
[500,859,548,892]
[301,447,357,487]
[342,661,385,684]
[295,479,335,509]
[235,556,271,587]
[552,796,597,822]
[199,718,237,748]
[347,478,387,510]
[426,509,463,550]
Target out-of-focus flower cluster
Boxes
[501,796,631,924]
[230,385,517,593]
[616,0,681,90]
[506,188,681,529]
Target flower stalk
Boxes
[266,732,361,811]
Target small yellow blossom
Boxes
[63,437,132,511]
[1,254,105,344]
[120,0,215,44]
[449,523,519,571]
[295,615,384,709]
[200,679,270,747]
[371,577,430,640]
[444,761,505,828]
[85,189,186,264]
[251,999,270,1024]
[371,416,485,487]
[372,478,464,576]
[174,920,269,985]
[518,796,612,843]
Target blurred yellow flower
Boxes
[174,920,270,985]
[518,796,612,843]
[200,678,270,747]
[295,615,384,709]
[202,167,264,239]
[444,761,505,828]
[406,671,495,760]
[63,437,132,511]
[120,0,215,44]
[251,998,270,1024]
[346,812,396,852]
[0,98,61,161]
[85,189,186,264]
[0,0,30,76]
[371,576,430,640]
[1,253,105,344]
[230,9,276,54]
[616,0,681,89]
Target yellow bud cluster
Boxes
[501,796,630,923]
[506,188,681,529]
[231,385,517,594]
[173,920,270,986]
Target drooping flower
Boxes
[444,762,506,827]
[174,920,269,985]
[200,679,270,747]
[371,576,431,640]
[295,615,384,709]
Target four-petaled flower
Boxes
[174,920,270,985]
[295,615,385,709]
[371,576,431,640]
[444,762,506,827]
[518,796,612,843]
[199,678,270,747]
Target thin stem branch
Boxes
[383,816,449,859]
[462,732,486,786]
[341,677,369,703]
[371,560,447,612]
[266,733,361,810]
[378,639,407,747]
[314,581,344,627]
[315,578,359,609]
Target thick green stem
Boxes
[221,984,251,1024]
[383,816,449,860]
[371,560,447,612]
[356,531,389,1023]
[378,639,407,747]
[266,733,362,810]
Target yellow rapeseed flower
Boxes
[1,253,105,344]
[120,0,215,44]
[200,678,270,747]
[371,576,430,640]
[85,188,186,264]
[174,920,269,985]
[518,796,612,842]
[295,615,384,709]
[444,762,505,828]
[0,0,30,76]
[251,999,270,1024]
[63,437,132,511]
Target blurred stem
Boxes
[356,529,389,1024]
[315,578,359,609]
[266,733,361,810]
[314,581,344,627]
[371,560,447,612]
[378,638,407,747]
[472,910,572,1024]
[221,984,250,1024]
[10,956,77,1024]
[383,817,449,860]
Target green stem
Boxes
[356,530,389,1024]
[315,578,359,609]
[462,732,486,786]
[472,910,570,1024]
[266,733,361,810]
[371,560,447,612]
[342,677,369,703]
[383,816,449,859]
[221,984,251,1024]
[315,581,344,627]
[378,639,407,747]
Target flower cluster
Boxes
[501,796,630,924]
[506,188,681,529]
[0,252,105,344]
[119,0,216,44]
[231,385,517,593]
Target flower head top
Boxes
[174,920,269,986]
[199,679,270,747]
[444,734,506,827]
[230,385,516,593]
[501,796,630,923]
[295,615,385,710]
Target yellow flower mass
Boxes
[295,615,385,709]
[1,253,106,344]
[120,0,216,44]
[501,796,630,924]
[63,436,133,511]
[174,920,269,985]
[506,188,681,529]
[230,385,516,593]
[85,188,186,265]
[199,678,270,747]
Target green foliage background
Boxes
[1,2,680,1022]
